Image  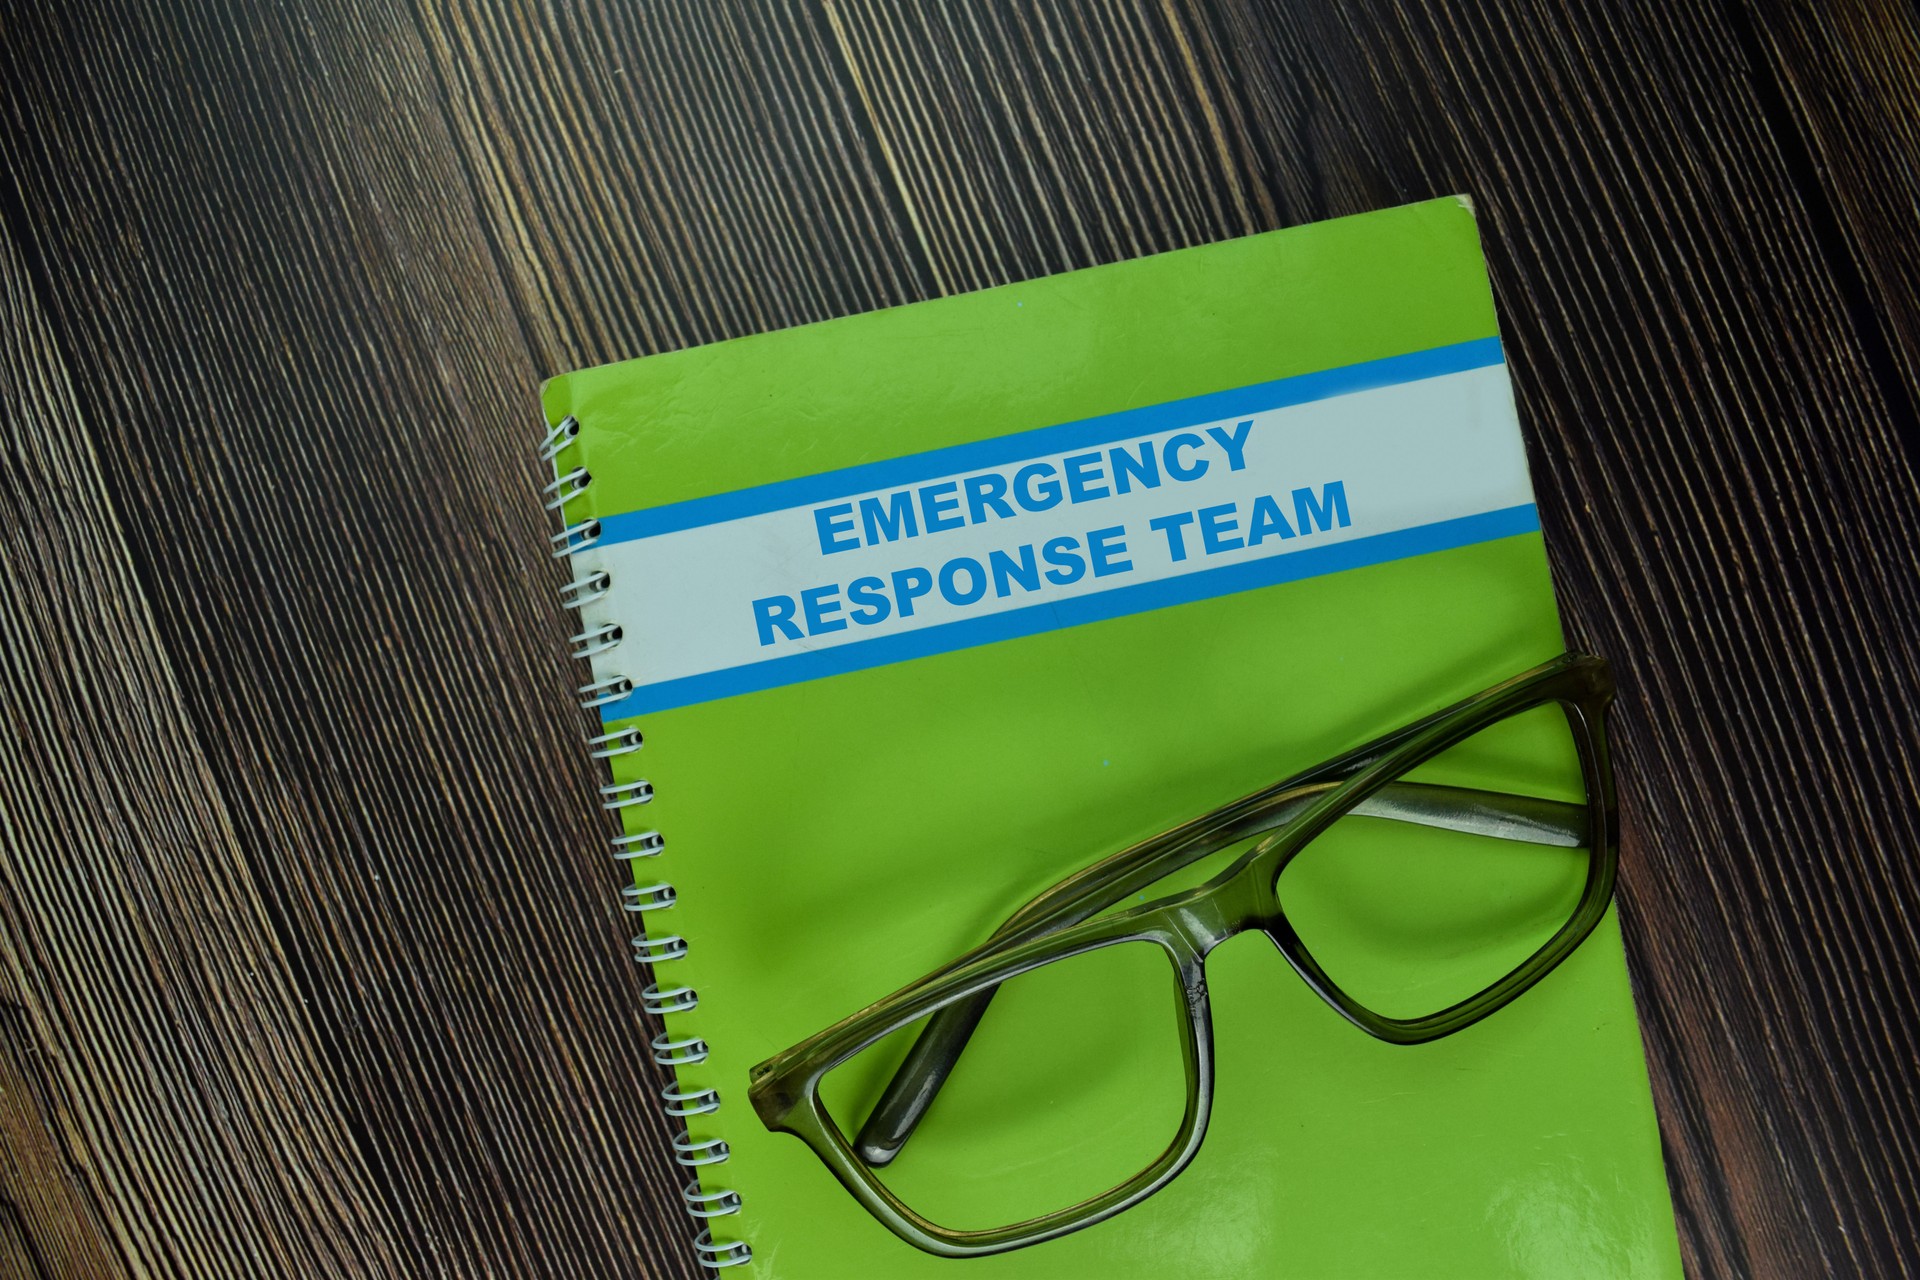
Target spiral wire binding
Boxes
[545,413,751,1268]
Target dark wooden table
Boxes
[3,3,1917,1277]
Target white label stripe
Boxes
[597,504,1541,718]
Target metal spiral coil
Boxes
[612,830,664,859]
[538,414,582,461]
[589,727,644,760]
[684,1180,742,1218]
[570,623,624,662]
[550,517,602,558]
[673,1131,731,1167]
[664,1085,722,1117]
[653,1033,710,1067]
[543,467,592,509]
[578,674,635,710]
[623,882,677,912]
[544,413,750,1269]
[559,569,611,609]
[695,1230,753,1270]
[602,779,654,809]
[643,984,700,1015]
[633,934,689,965]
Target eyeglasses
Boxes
[749,653,1620,1258]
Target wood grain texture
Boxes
[411,0,931,372]
[0,4,696,1276]
[1739,0,1920,450]
[0,221,398,1278]
[2,2,1917,1277]
[0,1004,125,1280]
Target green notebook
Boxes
[540,197,1681,1278]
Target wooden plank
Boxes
[411,0,934,372]
[819,0,1273,290]
[810,2,1920,1277]
[0,219,399,1278]
[1737,0,1920,442]
[0,1204,53,1280]
[0,5,707,1276]
[0,1003,125,1280]
[0,1220,49,1280]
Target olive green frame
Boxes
[748,652,1619,1258]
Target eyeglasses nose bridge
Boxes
[1188,849,1293,945]
[1178,888,1293,964]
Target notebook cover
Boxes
[541,197,1681,1278]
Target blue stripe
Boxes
[595,337,1505,546]
[599,503,1540,720]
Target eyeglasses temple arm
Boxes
[1351,783,1586,849]
[851,782,1586,1167]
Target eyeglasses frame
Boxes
[747,652,1620,1258]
